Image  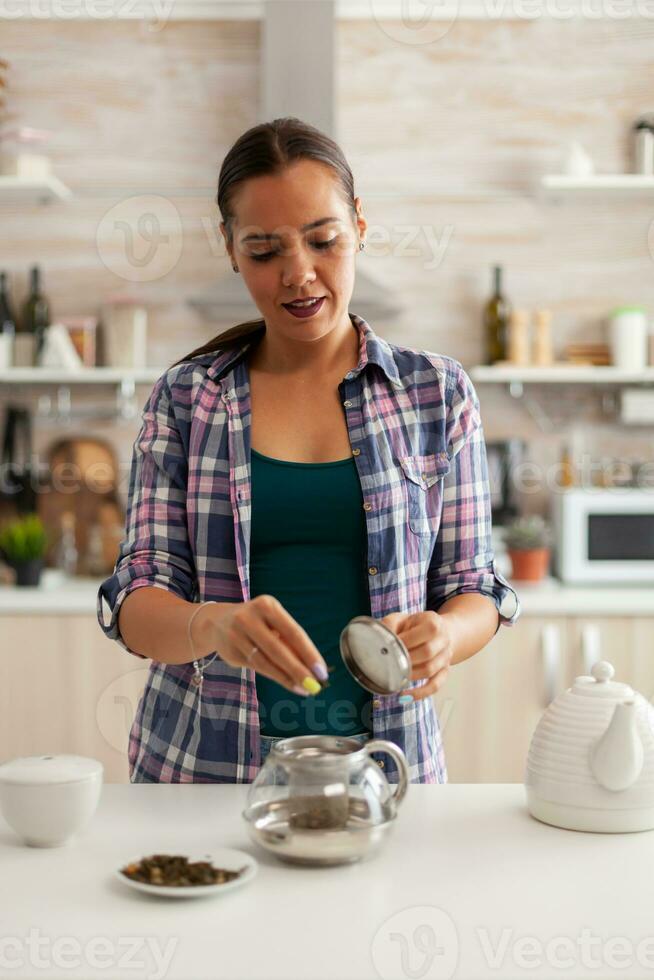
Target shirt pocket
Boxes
[399,452,451,536]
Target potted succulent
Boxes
[0,513,49,587]
[503,514,551,582]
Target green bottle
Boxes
[22,265,51,364]
[484,265,511,365]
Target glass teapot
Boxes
[242,734,409,866]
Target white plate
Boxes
[115,848,257,898]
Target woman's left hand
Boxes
[378,610,453,702]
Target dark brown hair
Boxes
[171,116,358,368]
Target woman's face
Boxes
[221,159,367,342]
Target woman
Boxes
[97,117,520,784]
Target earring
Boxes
[232,264,238,272]
[359,241,366,251]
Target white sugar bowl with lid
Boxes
[0,754,103,847]
[525,661,654,833]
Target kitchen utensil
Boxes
[242,733,409,866]
[0,754,103,847]
[114,848,257,899]
[608,307,649,371]
[0,404,36,520]
[525,660,654,832]
[485,440,524,526]
[633,114,654,175]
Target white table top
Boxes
[2,784,653,979]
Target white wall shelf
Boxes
[0,175,73,205]
[0,367,163,385]
[0,0,647,19]
[540,174,654,199]
[469,365,654,385]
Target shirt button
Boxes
[363,502,372,511]
[343,400,353,408]
[368,566,378,575]
[352,448,361,456]
[372,699,382,708]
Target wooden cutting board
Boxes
[38,436,125,575]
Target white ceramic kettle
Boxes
[525,660,654,833]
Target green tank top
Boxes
[250,447,373,738]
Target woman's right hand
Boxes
[206,595,328,696]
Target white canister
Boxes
[0,754,103,847]
[608,307,649,371]
[0,332,13,369]
[100,301,147,369]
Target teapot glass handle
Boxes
[365,739,409,807]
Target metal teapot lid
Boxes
[339,615,411,695]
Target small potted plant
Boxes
[0,513,49,587]
[503,514,551,582]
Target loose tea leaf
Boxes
[120,854,245,887]
[289,793,349,831]
[318,664,337,691]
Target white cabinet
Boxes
[434,615,654,783]
[2,611,653,785]
[0,615,148,783]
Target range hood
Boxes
[188,0,402,323]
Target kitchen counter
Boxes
[2,784,653,980]
[0,571,102,613]
[1,571,653,617]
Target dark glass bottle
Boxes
[22,265,51,364]
[0,271,17,340]
[484,265,511,365]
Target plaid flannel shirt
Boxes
[97,313,520,783]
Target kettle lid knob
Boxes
[591,661,615,684]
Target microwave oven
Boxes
[553,488,654,584]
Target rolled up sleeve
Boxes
[426,361,521,634]
[97,372,197,658]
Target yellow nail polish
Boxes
[302,676,321,695]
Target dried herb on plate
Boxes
[120,854,245,887]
